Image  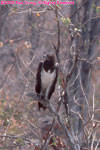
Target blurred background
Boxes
[0,0,100,150]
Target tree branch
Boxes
[26,92,77,150]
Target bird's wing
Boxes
[48,66,58,99]
[35,61,43,94]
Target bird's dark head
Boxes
[43,54,55,72]
[43,54,55,64]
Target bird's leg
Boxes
[40,90,45,100]
[39,91,46,111]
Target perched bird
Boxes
[35,54,58,110]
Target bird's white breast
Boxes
[41,69,56,89]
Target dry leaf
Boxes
[0,42,4,47]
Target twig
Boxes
[53,6,60,63]
[70,0,88,18]
[9,7,49,15]
[67,50,78,79]
[0,134,33,147]
[79,72,90,117]
[91,132,96,150]
[91,84,95,126]
[69,63,81,87]
[83,15,100,26]
[64,41,78,115]
[95,138,100,150]
[0,144,23,149]
[0,64,14,89]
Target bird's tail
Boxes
[38,102,46,111]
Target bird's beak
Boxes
[55,63,59,68]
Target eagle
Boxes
[35,54,58,110]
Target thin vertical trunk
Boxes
[67,0,100,147]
